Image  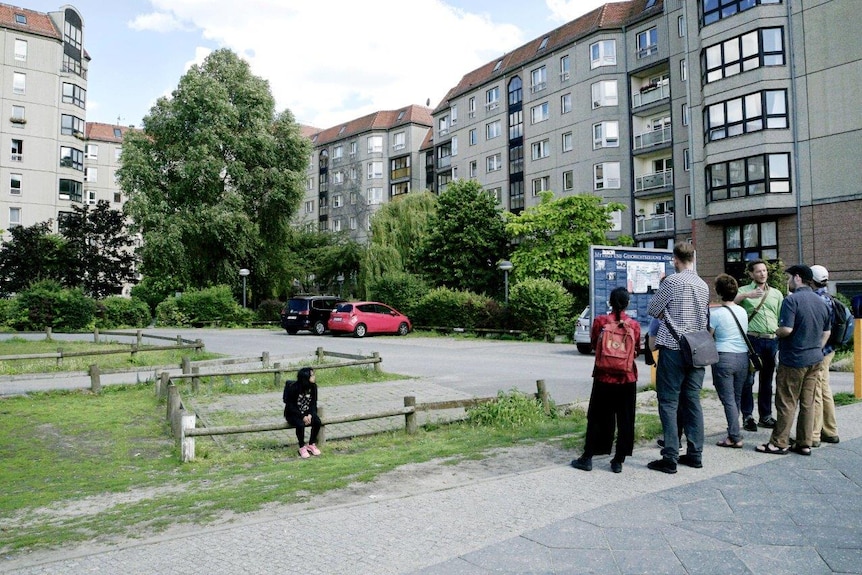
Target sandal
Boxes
[716,438,743,449]
[790,444,811,456]
[755,442,788,455]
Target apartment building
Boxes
[429,0,861,297]
[300,106,432,243]
[0,3,90,238]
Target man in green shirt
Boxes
[734,259,784,431]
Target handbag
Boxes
[664,316,719,368]
[722,304,763,373]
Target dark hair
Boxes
[296,367,315,388]
[746,259,767,273]
[609,286,630,320]
[673,241,695,263]
[714,273,738,302]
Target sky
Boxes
[22,0,613,130]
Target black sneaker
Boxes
[571,456,592,471]
[647,458,677,474]
[758,416,777,428]
[743,417,758,432]
[678,454,703,468]
[821,434,840,444]
[610,460,623,473]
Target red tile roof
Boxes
[308,105,433,146]
[0,3,61,40]
[435,0,662,111]
[86,122,137,143]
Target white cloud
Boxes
[137,0,524,129]
[128,11,193,33]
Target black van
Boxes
[280,295,345,335]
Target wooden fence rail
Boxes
[0,341,204,366]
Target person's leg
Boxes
[757,338,778,422]
[612,382,637,463]
[741,368,755,423]
[308,414,322,446]
[770,364,802,449]
[679,364,705,462]
[294,421,307,447]
[713,354,745,443]
[812,360,825,443]
[655,348,684,463]
[820,352,839,440]
[795,362,822,449]
[584,380,615,456]
[730,353,749,443]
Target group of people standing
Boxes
[572,241,840,473]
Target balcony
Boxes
[437,155,451,169]
[636,213,674,235]
[632,82,670,108]
[633,125,671,151]
[635,169,673,193]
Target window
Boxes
[593,121,619,148]
[60,146,84,171]
[332,219,342,232]
[59,179,82,202]
[62,83,86,108]
[703,0,782,26]
[469,128,477,146]
[11,105,25,123]
[563,170,574,191]
[333,194,343,208]
[451,136,458,157]
[685,194,692,217]
[306,177,314,191]
[390,156,410,180]
[438,115,450,135]
[367,187,383,205]
[65,19,82,50]
[531,176,550,196]
[86,190,97,205]
[486,120,501,139]
[487,153,502,172]
[508,109,523,140]
[530,102,549,124]
[590,40,616,68]
[486,86,500,110]
[305,200,314,213]
[349,166,358,181]
[508,76,523,106]
[680,58,688,81]
[85,144,99,159]
[591,80,618,108]
[509,181,525,212]
[11,173,22,194]
[14,13,26,24]
[684,148,690,171]
[349,141,358,156]
[678,15,685,37]
[538,36,549,51]
[61,114,85,136]
[637,28,658,58]
[85,167,97,182]
[509,144,523,173]
[469,160,477,178]
[11,140,23,162]
[468,96,476,118]
[530,66,547,93]
[113,191,122,203]
[561,132,573,153]
[14,39,27,61]
[349,216,357,230]
[708,153,790,202]
[12,72,25,94]
[367,135,383,154]
[531,139,550,160]
[561,93,572,114]
[682,103,690,126]
[594,162,621,190]
[9,207,21,228]
[560,55,570,81]
[704,28,785,84]
[451,105,458,125]
[333,171,344,185]
[350,192,358,205]
[367,161,383,179]
[332,145,343,162]
[705,89,788,141]
[113,128,122,138]
[724,221,779,277]
[488,187,502,203]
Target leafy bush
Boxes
[96,297,152,329]
[255,299,283,323]
[8,280,96,331]
[411,287,495,329]
[155,297,190,327]
[508,278,574,340]
[130,276,176,315]
[0,298,11,330]
[467,389,556,428]
[366,272,429,317]
[155,285,248,326]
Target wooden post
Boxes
[56,348,62,367]
[192,366,200,393]
[180,411,196,462]
[167,383,179,425]
[316,347,324,362]
[89,364,101,393]
[158,371,170,399]
[273,362,282,387]
[373,352,381,373]
[404,396,417,434]
[136,330,143,347]
[536,380,550,415]
[181,356,191,374]
[130,343,138,359]
[262,351,270,368]
[317,406,326,447]
[45,326,52,341]
[93,327,99,343]
[195,339,204,353]
[176,334,182,345]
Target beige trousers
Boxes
[813,351,837,441]
[770,362,822,449]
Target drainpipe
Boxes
[786,0,804,261]
[682,0,696,241]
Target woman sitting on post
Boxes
[283,367,322,458]
[572,286,641,473]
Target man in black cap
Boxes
[755,264,831,455]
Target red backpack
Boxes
[595,319,636,375]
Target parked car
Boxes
[281,295,345,335]
[327,301,412,338]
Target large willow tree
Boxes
[117,48,311,303]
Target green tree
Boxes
[365,192,437,277]
[0,222,65,297]
[58,201,137,299]
[416,180,509,295]
[506,192,625,289]
[117,48,311,304]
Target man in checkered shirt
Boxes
[646,242,710,474]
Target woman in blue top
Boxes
[709,274,750,448]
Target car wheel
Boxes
[353,324,367,338]
[576,343,592,354]
[286,329,298,335]
[313,321,326,336]
[397,322,409,336]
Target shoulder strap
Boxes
[747,286,769,321]
[722,304,756,355]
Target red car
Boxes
[327,301,412,338]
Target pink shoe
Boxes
[298,445,310,459]
[307,443,321,456]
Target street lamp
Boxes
[497,260,513,304]
[239,268,250,308]
[336,273,345,297]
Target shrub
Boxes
[508,278,574,340]
[96,296,152,329]
[8,280,96,331]
[155,297,191,327]
[255,299,283,323]
[155,285,247,326]
[411,287,494,329]
[366,272,429,317]
[467,389,556,428]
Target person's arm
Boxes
[590,315,603,350]
[820,330,831,349]
[775,326,792,338]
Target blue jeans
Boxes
[711,351,749,443]
[741,336,778,420]
[656,347,705,462]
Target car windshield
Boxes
[334,303,353,313]
[287,299,310,312]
